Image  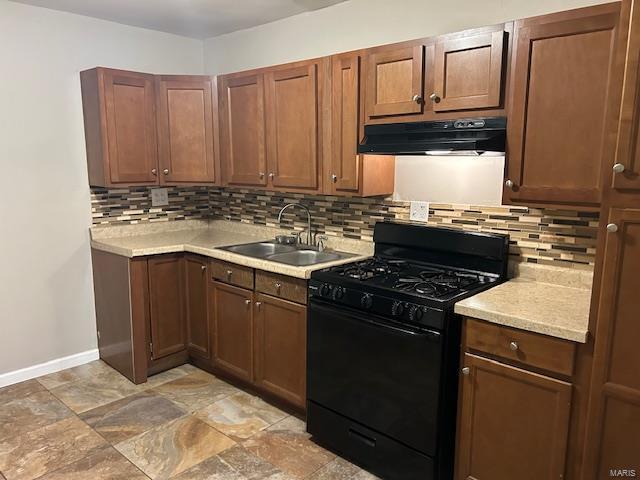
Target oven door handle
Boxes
[310,299,441,340]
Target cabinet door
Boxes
[184,255,210,360]
[219,73,267,187]
[103,69,159,185]
[432,30,504,112]
[254,294,306,409]
[457,353,572,480]
[212,281,253,382]
[506,5,620,206]
[365,45,424,119]
[148,255,186,360]
[583,208,640,478]
[613,0,640,191]
[156,76,219,184]
[265,62,321,190]
[330,54,360,193]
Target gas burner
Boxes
[393,279,454,298]
[339,258,406,281]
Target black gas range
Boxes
[306,221,509,480]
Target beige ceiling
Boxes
[10,0,348,38]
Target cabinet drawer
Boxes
[465,318,576,377]
[210,259,254,289]
[255,271,307,305]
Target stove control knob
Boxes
[333,286,345,300]
[361,293,374,309]
[319,283,331,297]
[391,301,404,316]
[409,305,424,322]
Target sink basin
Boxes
[220,240,354,266]
[223,242,297,257]
[266,250,342,266]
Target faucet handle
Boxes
[316,234,328,252]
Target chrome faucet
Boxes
[277,203,312,246]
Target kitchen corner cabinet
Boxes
[328,53,395,197]
[81,67,219,187]
[156,75,220,185]
[456,318,576,480]
[504,3,622,208]
[184,255,211,360]
[81,68,158,187]
[91,250,189,384]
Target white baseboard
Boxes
[0,349,100,388]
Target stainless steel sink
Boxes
[266,249,343,266]
[219,241,354,266]
[223,242,297,257]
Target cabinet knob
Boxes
[163,169,169,175]
[255,301,262,310]
[245,299,251,306]
[606,223,618,233]
[201,265,206,272]
[226,269,233,279]
[429,93,440,103]
[331,174,338,183]
[275,282,282,293]
[461,367,470,376]
[613,163,626,174]
[509,341,519,351]
[151,168,157,175]
[259,172,265,179]
[269,172,275,179]
[505,179,515,189]
[412,94,423,103]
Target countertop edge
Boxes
[454,303,589,343]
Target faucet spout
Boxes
[277,203,312,246]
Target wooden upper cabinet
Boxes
[457,353,572,480]
[81,68,159,187]
[505,4,621,207]
[156,75,219,185]
[219,73,267,187]
[613,0,640,191]
[432,29,505,112]
[583,208,640,478]
[184,255,210,360]
[265,61,322,190]
[254,293,307,409]
[365,45,424,119]
[148,254,186,360]
[211,281,254,382]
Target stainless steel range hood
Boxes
[358,117,506,155]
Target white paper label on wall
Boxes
[151,188,169,207]
[410,201,430,222]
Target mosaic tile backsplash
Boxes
[91,187,599,270]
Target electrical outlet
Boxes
[151,188,169,207]
[410,201,430,222]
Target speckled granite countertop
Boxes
[90,220,372,279]
[455,263,594,343]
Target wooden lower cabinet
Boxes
[254,293,307,409]
[457,353,572,480]
[211,281,254,382]
[147,254,187,360]
[184,255,210,360]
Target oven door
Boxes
[308,298,443,455]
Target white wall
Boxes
[0,0,203,377]
[204,0,607,74]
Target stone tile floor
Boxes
[0,361,378,480]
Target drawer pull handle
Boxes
[275,282,282,293]
[509,341,519,351]
[348,428,376,447]
[461,367,470,376]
